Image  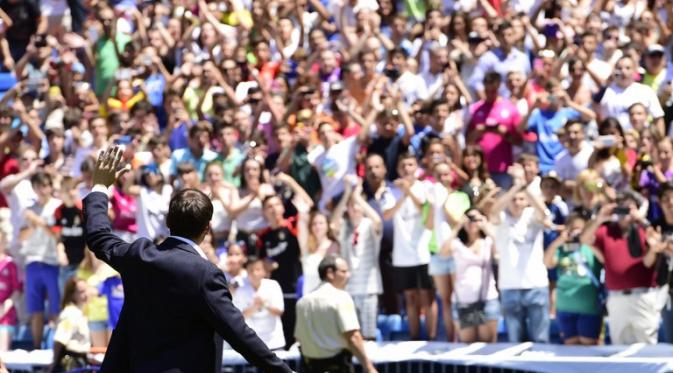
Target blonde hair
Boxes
[573,169,606,204]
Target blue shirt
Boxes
[168,122,189,151]
[410,127,439,156]
[169,147,218,181]
[527,108,581,174]
[145,73,166,108]
[99,276,124,329]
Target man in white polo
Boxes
[294,255,377,373]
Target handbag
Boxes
[456,242,490,329]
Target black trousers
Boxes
[300,350,355,373]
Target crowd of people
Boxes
[2,0,673,368]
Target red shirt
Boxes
[0,155,19,208]
[594,224,656,291]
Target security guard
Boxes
[294,255,378,373]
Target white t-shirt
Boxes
[495,207,548,290]
[395,71,429,107]
[211,198,233,236]
[600,82,664,129]
[136,185,172,241]
[451,237,499,304]
[232,278,285,350]
[553,144,593,181]
[382,182,431,267]
[6,179,36,248]
[53,304,91,354]
[301,251,324,296]
[21,198,62,266]
[426,182,451,246]
[308,136,359,211]
[40,0,67,16]
[339,217,382,296]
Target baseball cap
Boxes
[647,44,665,55]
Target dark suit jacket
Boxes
[83,191,292,373]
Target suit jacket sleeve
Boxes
[201,267,292,373]
[83,191,132,271]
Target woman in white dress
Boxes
[200,161,236,248]
[229,157,275,251]
[298,210,339,296]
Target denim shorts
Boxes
[428,254,456,276]
[89,320,109,332]
[451,298,501,322]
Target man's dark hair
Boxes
[189,121,213,139]
[483,71,502,85]
[176,161,196,175]
[245,255,264,268]
[261,194,281,208]
[390,47,409,59]
[659,182,673,199]
[318,254,342,281]
[80,156,95,174]
[30,171,52,187]
[397,151,417,165]
[496,21,512,33]
[147,136,168,149]
[130,100,153,117]
[45,127,65,140]
[166,189,213,239]
[63,108,82,129]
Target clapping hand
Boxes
[93,146,130,188]
[507,163,526,186]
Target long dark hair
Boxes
[457,208,486,245]
[239,157,266,190]
[462,145,490,181]
[61,277,84,310]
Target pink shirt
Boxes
[0,256,20,325]
[468,98,521,173]
[111,187,137,233]
[451,237,498,304]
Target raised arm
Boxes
[330,179,354,237]
[275,172,314,211]
[0,157,42,195]
[83,147,133,271]
[354,187,382,234]
[578,203,613,264]
[543,230,567,268]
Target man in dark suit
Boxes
[83,147,292,373]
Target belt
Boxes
[302,350,353,367]
[609,287,655,296]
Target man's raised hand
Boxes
[93,146,130,188]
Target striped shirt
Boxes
[339,218,382,296]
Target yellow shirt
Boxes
[78,264,118,322]
[221,10,252,27]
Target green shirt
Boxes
[217,148,245,187]
[94,33,132,97]
[555,244,603,315]
[289,144,321,201]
